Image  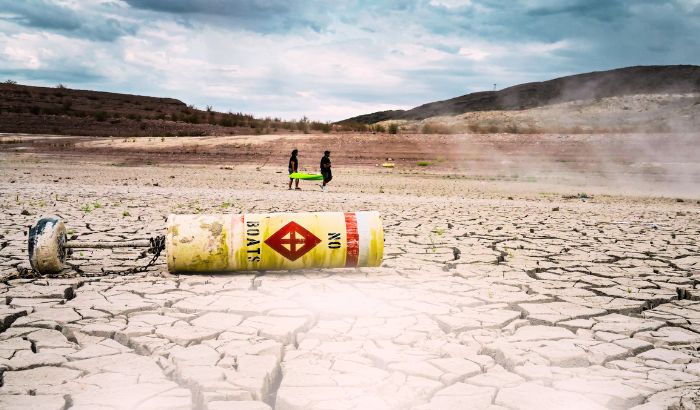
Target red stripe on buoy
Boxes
[232,214,244,231]
[232,214,244,246]
[344,212,359,267]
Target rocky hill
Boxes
[0,83,327,137]
[341,65,700,125]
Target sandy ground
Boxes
[0,135,699,410]
[2,132,699,197]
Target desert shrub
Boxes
[417,161,432,166]
[296,116,310,133]
[388,123,399,134]
[335,121,368,132]
[373,124,386,133]
[468,122,501,134]
[94,111,108,122]
[4,79,17,85]
[219,114,235,127]
[310,121,332,132]
[184,113,200,124]
[520,125,543,134]
[421,123,452,134]
[504,124,519,134]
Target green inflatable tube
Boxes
[289,172,324,180]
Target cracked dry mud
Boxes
[0,161,699,410]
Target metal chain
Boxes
[96,235,166,277]
[12,235,166,279]
[11,266,41,280]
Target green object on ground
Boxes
[290,172,324,180]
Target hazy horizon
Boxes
[1,0,699,121]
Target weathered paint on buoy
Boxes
[166,212,383,273]
[28,216,67,274]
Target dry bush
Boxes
[311,121,332,133]
[337,122,369,132]
[421,123,453,134]
[466,120,546,134]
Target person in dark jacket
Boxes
[288,149,300,190]
[320,150,331,192]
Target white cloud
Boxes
[0,0,697,121]
[429,0,472,9]
[520,39,572,54]
[458,45,491,61]
[1,31,87,69]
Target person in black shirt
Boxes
[320,150,332,192]
[288,149,300,190]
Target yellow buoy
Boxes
[166,212,383,273]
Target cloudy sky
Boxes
[1,0,699,121]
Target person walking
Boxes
[320,150,332,192]
[288,149,300,190]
